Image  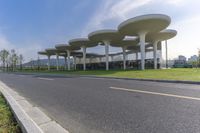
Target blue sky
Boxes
[0,0,200,62]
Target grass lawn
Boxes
[0,93,21,133]
[19,68,200,82]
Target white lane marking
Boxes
[110,86,200,101]
[37,77,54,81]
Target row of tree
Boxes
[0,49,24,71]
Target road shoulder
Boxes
[0,80,69,133]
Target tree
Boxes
[19,54,24,70]
[0,49,9,71]
[10,49,19,71]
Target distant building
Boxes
[173,55,191,68]
[188,55,198,62]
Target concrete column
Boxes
[56,53,59,71]
[110,56,114,62]
[64,56,67,70]
[165,40,168,68]
[139,32,147,70]
[47,55,50,71]
[99,57,102,63]
[122,46,127,70]
[67,50,71,71]
[74,56,77,70]
[104,40,110,71]
[153,41,158,69]
[136,52,138,61]
[82,46,86,71]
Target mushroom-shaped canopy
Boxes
[110,38,139,48]
[55,44,81,51]
[88,29,124,45]
[70,52,83,57]
[38,51,48,55]
[126,43,153,51]
[59,52,84,57]
[45,48,59,55]
[118,14,171,36]
[146,29,177,42]
[69,38,98,48]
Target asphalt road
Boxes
[0,73,200,133]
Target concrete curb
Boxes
[12,72,200,85]
[0,81,69,133]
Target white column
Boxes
[67,50,70,71]
[47,55,50,71]
[136,52,138,61]
[74,56,77,70]
[111,56,114,62]
[99,57,102,63]
[122,46,127,70]
[104,40,110,71]
[64,56,67,70]
[139,32,147,70]
[56,53,59,71]
[153,41,158,69]
[82,46,86,71]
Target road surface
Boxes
[0,73,200,133]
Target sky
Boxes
[0,0,200,62]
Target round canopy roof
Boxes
[126,43,152,51]
[88,29,124,44]
[146,29,177,42]
[45,48,58,55]
[55,44,81,51]
[69,38,98,48]
[110,38,139,48]
[118,14,171,36]
[38,51,48,55]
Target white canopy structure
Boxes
[38,14,177,71]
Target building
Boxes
[188,55,198,62]
[38,14,177,71]
[174,55,192,68]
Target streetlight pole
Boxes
[198,48,200,68]
[165,40,168,68]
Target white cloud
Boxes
[168,15,200,59]
[0,32,14,50]
[16,44,43,63]
[81,0,153,36]
[81,0,200,58]
[167,0,185,5]
[0,31,43,62]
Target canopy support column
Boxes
[67,50,71,71]
[74,56,77,70]
[47,55,51,71]
[82,46,86,71]
[56,53,59,71]
[64,56,67,70]
[139,32,147,70]
[122,46,127,70]
[153,41,158,69]
[104,40,110,71]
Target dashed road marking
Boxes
[38,78,54,81]
[110,86,200,101]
